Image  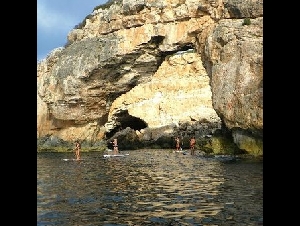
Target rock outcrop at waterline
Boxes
[37,0,263,156]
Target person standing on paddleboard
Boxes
[175,137,180,151]
[74,140,81,160]
[190,136,196,155]
[111,138,119,155]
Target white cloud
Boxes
[37,1,77,33]
[37,0,106,61]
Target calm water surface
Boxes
[37,149,263,226]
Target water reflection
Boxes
[37,150,263,225]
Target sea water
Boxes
[37,149,263,225]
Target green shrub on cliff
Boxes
[242,18,251,26]
[94,0,122,11]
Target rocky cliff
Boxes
[37,0,263,156]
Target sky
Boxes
[37,0,107,62]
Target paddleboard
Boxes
[103,154,129,158]
[62,158,82,161]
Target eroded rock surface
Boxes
[37,0,263,156]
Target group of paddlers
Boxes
[73,136,197,160]
[175,136,196,155]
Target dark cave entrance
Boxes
[106,110,148,138]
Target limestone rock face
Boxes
[106,52,221,140]
[203,17,263,154]
[37,0,263,155]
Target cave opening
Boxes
[106,110,148,139]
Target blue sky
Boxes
[37,0,107,62]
